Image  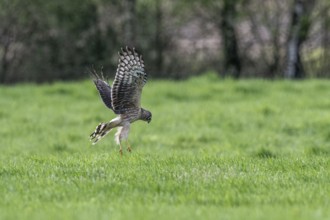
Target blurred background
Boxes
[0,0,328,84]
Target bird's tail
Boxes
[90,121,116,144]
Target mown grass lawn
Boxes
[0,73,329,220]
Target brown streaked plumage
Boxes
[90,47,152,155]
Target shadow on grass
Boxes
[253,148,277,159]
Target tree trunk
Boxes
[320,4,330,77]
[123,0,136,46]
[284,0,315,79]
[220,0,241,78]
[155,0,164,76]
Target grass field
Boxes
[0,73,329,220]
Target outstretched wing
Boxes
[111,47,147,114]
[91,69,114,111]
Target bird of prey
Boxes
[90,47,152,155]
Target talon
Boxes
[119,144,123,156]
[126,141,132,153]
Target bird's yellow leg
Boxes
[126,140,132,152]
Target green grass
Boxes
[0,73,329,219]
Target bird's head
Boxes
[141,108,152,123]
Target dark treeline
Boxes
[0,0,329,83]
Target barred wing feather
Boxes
[111,47,147,114]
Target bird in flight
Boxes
[90,47,152,155]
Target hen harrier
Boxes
[90,47,152,155]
